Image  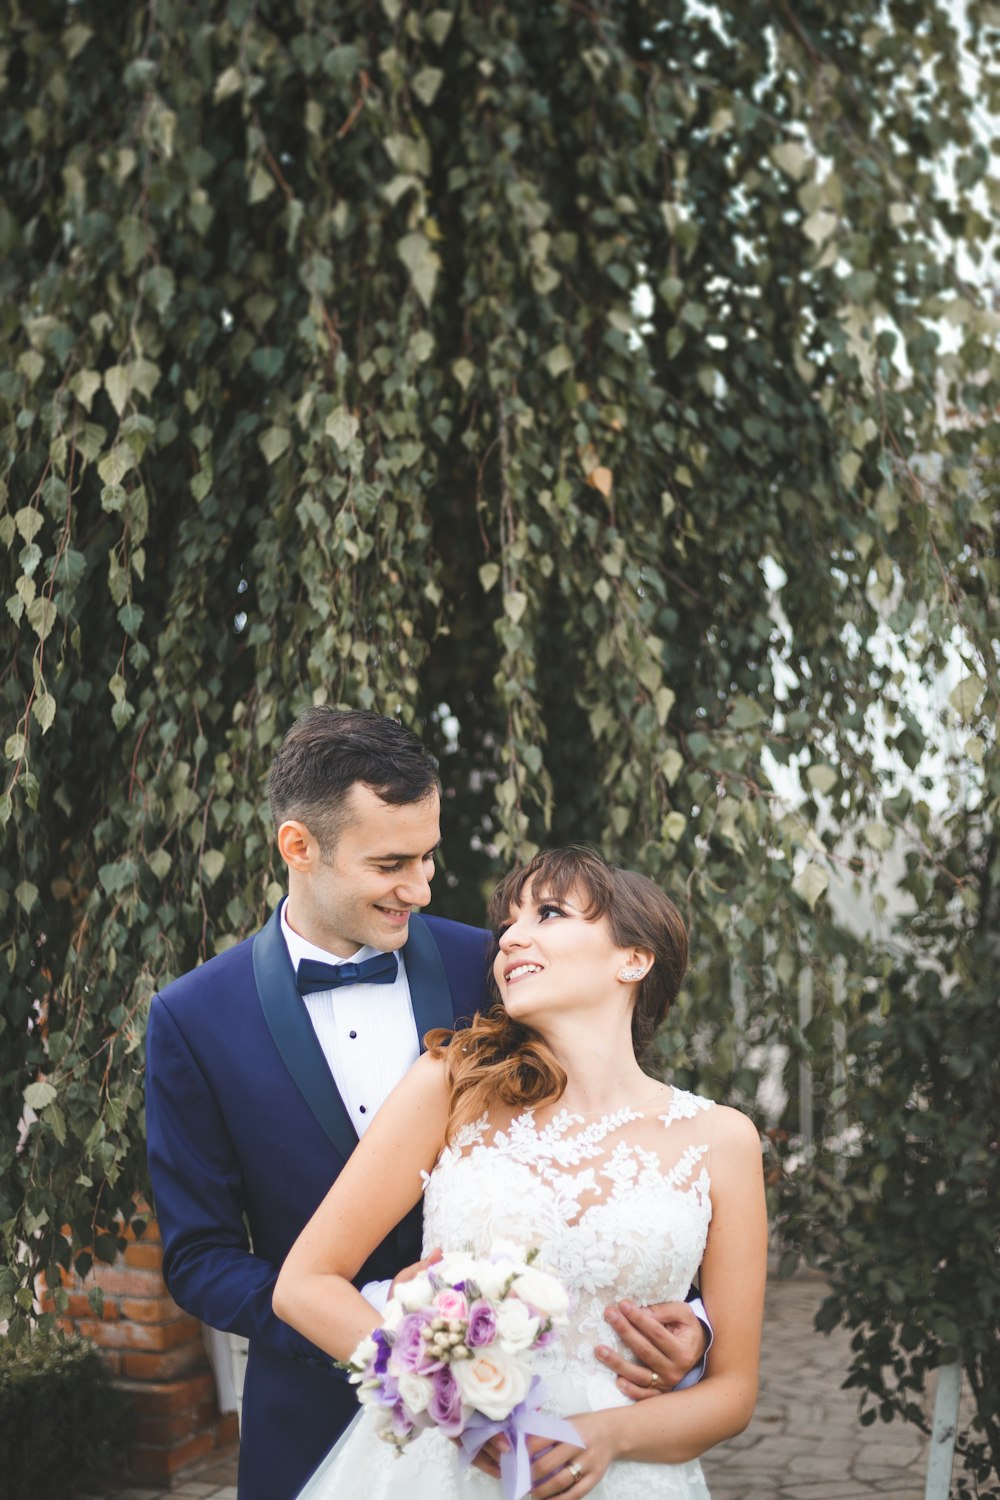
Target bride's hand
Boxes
[448,1432,507,1480]
[526,1413,616,1498]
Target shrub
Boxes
[776,923,1000,1498]
[0,1334,132,1500]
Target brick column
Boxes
[42,1216,238,1486]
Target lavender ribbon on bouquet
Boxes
[457,1377,583,1500]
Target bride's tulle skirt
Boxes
[296,1367,711,1499]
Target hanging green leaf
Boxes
[259,426,292,465]
[397,231,440,308]
[793,862,829,911]
[104,365,130,417]
[949,673,985,721]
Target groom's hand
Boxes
[595,1298,708,1399]
[388,1245,443,1299]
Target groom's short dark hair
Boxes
[267,707,440,852]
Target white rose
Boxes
[397,1371,434,1415]
[495,1298,540,1353]
[452,1344,532,1421]
[371,1402,394,1434]
[395,1272,433,1312]
[468,1260,514,1301]
[509,1267,570,1320]
[351,1335,378,1369]
[381,1297,405,1331]
[489,1239,529,1267]
[438,1250,477,1282]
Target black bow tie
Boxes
[294,952,399,995]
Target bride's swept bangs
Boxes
[427,847,689,1140]
[487,846,616,937]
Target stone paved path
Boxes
[701,1273,928,1500]
[101,1271,939,1499]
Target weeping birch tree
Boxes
[2,0,998,1478]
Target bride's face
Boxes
[492,880,643,1029]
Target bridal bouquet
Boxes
[345,1243,581,1500]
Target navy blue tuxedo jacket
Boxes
[145,907,490,1500]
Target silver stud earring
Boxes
[619,966,645,981]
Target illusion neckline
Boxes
[527,1085,677,1123]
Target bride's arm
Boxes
[620,1104,767,1457]
[533,1105,767,1492]
[272,1051,450,1361]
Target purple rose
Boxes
[390,1400,415,1439]
[533,1324,558,1348]
[392,1311,443,1374]
[466,1299,498,1348]
[428,1364,465,1436]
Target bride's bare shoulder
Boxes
[708,1105,765,1184]
[378,1048,451,1120]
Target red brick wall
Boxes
[42,1215,238,1484]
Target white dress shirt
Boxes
[280,902,420,1138]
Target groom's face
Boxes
[299,783,442,956]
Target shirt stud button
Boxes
[359,1105,367,1114]
[349,1030,358,1039]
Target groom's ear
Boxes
[277,819,314,871]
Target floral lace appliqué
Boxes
[422,1089,715,1360]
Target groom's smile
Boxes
[373,904,414,930]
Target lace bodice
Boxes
[299,1088,717,1500]
[422,1088,716,1382]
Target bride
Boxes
[274,846,767,1498]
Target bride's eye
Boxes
[538,902,565,921]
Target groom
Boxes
[145,708,708,1500]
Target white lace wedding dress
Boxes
[298,1088,717,1499]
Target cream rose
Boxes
[509,1266,570,1320]
[495,1298,540,1353]
[452,1345,532,1421]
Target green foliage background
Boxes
[1,0,998,1480]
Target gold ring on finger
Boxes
[567,1460,583,1480]
[648,1371,661,1390]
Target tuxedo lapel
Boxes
[403,915,456,1049]
[252,908,358,1161]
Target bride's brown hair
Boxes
[426,846,689,1140]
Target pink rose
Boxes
[434,1288,470,1321]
